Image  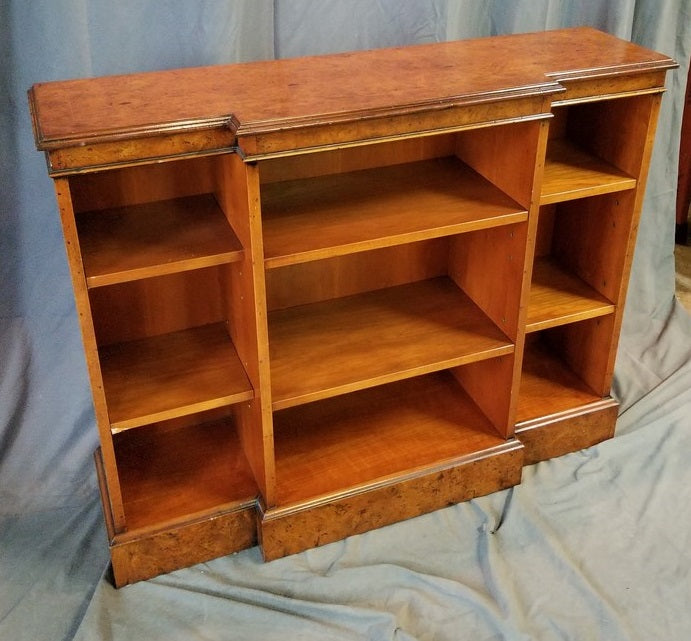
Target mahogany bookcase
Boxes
[30,27,676,586]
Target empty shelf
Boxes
[78,195,243,287]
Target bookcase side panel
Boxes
[216,153,277,505]
[54,177,126,530]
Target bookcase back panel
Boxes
[265,240,449,311]
[89,266,228,345]
[543,314,617,397]
[455,119,548,208]
[258,135,457,184]
[564,94,659,179]
[551,191,636,304]
[69,157,217,212]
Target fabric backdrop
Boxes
[1,2,690,640]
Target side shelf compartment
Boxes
[60,157,269,585]
[516,91,664,463]
[515,326,619,466]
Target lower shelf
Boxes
[96,347,619,584]
[258,370,524,558]
[261,438,523,560]
[113,415,258,530]
[273,371,509,506]
[516,339,618,464]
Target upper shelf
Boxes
[541,139,636,205]
[268,276,514,410]
[261,157,527,268]
[78,195,243,288]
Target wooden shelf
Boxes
[261,157,527,268]
[516,338,601,424]
[115,417,258,530]
[540,139,636,205]
[100,323,253,432]
[78,195,243,287]
[526,256,615,332]
[269,277,514,410]
[273,371,506,505]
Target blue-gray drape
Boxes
[1,2,690,640]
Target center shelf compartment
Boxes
[100,322,253,433]
[260,156,527,268]
[273,370,510,506]
[114,414,258,530]
[77,194,243,287]
[268,276,514,410]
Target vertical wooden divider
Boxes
[450,115,551,437]
[215,152,276,506]
[54,177,126,530]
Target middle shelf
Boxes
[268,276,514,410]
[100,323,253,433]
[526,256,615,332]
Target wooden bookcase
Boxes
[29,27,675,585]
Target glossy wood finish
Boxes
[89,267,226,346]
[97,447,257,587]
[541,138,636,204]
[516,337,602,423]
[265,240,449,311]
[515,399,618,466]
[215,152,277,504]
[115,416,258,528]
[261,439,523,561]
[54,178,126,530]
[526,256,615,332]
[109,506,256,587]
[31,29,675,584]
[30,28,673,160]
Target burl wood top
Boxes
[30,27,675,149]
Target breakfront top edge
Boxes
[29,26,676,154]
